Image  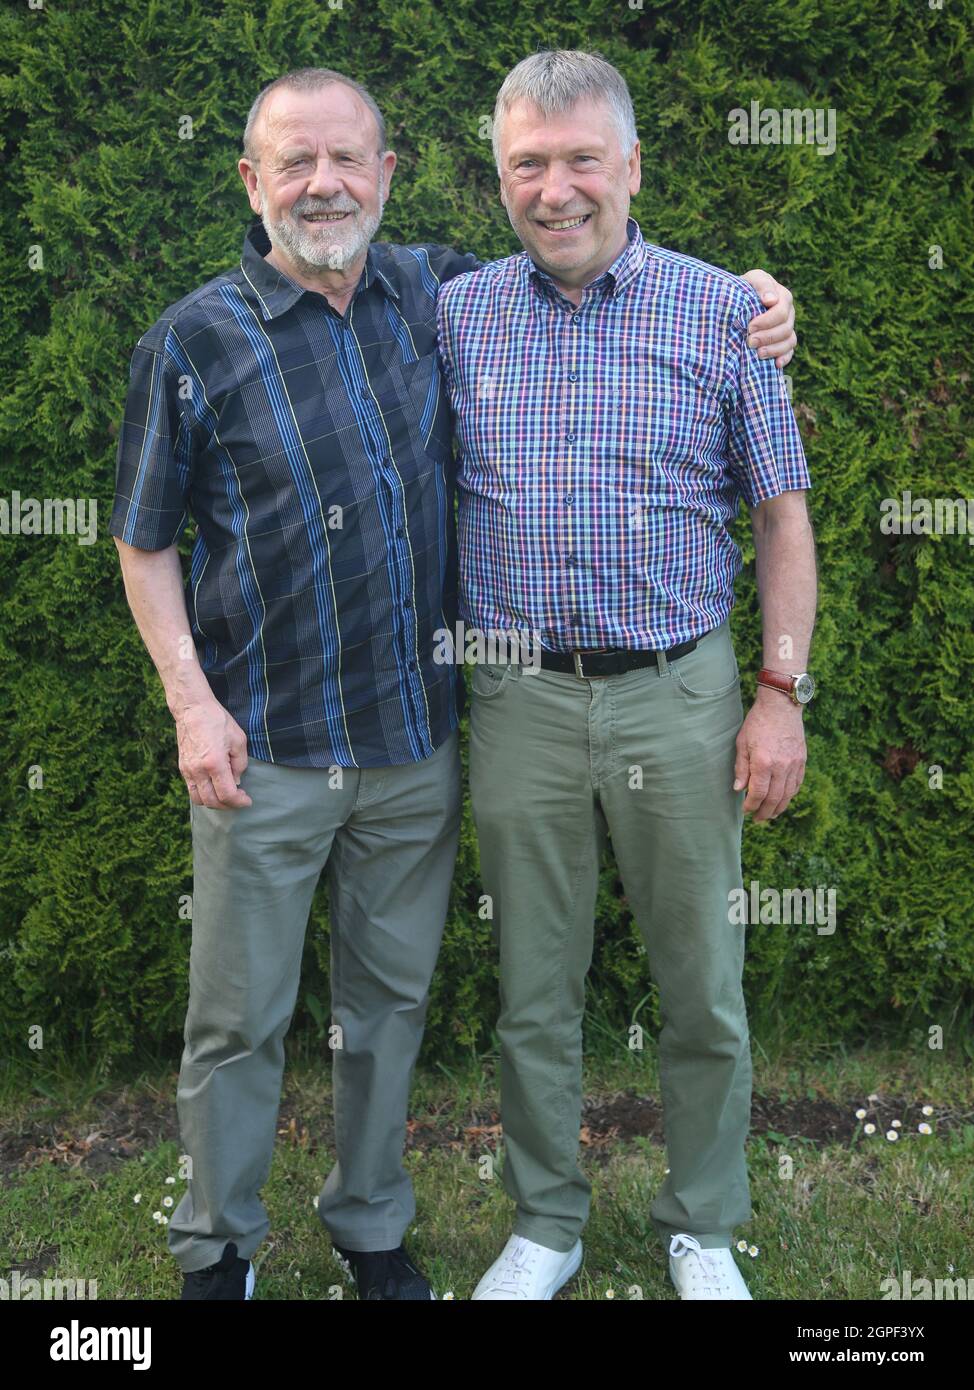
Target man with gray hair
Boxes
[437,49,816,1300]
[111,59,801,1301]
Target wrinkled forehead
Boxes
[259,84,380,160]
[498,94,623,163]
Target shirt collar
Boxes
[524,215,648,303]
[239,221,401,320]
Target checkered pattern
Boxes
[436,217,811,651]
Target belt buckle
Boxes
[573,650,613,679]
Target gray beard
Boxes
[258,180,385,275]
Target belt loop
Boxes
[656,648,668,677]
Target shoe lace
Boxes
[669,1234,733,1295]
[485,1238,539,1298]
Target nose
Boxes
[536,162,576,210]
[304,156,344,200]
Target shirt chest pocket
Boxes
[595,367,727,496]
[372,350,452,464]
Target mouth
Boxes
[300,210,353,226]
[534,213,593,235]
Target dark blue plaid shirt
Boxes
[110,222,478,767]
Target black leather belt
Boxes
[539,637,699,679]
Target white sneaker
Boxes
[245,1262,255,1299]
[668,1233,752,1300]
[472,1234,583,1300]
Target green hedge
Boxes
[2,0,972,1067]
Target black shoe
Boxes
[180,1241,254,1300]
[334,1243,435,1300]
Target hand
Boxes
[174,698,252,809]
[733,689,807,820]
[739,268,797,370]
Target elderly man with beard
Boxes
[110,66,800,1301]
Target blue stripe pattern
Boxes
[110,221,478,767]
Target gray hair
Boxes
[243,68,386,165]
[492,49,638,172]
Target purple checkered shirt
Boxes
[436,216,811,651]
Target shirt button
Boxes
[566,554,575,566]
[565,494,574,505]
[409,661,417,671]
[568,372,578,382]
[396,526,405,538]
[404,598,413,609]
[566,432,575,443]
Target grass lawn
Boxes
[2,1036,972,1301]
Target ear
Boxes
[627,139,641,198]
[238,158,261,215]
[380,149,397,197]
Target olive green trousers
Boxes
[468,620,752,1253]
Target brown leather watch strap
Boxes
[756,668,798,698]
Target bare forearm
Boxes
[113,538,213,716]
[751,500,818,676]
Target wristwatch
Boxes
[756,668,815,705]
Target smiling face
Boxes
[238,82,396,278]
[497,95,641,293]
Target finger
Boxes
[747,300,792,337]
[753,768,788,821]
[757,333,797,362]
[741,270,777,300]
[210,763,252,808]
[733,741,750,792]
[185,780,204,807]
[751,323,794,348]
[742,765,772,814]
[229,738,249,780]
[769,770,802,819]
[195,776,223,810]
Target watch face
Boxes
[795,673,815,703]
